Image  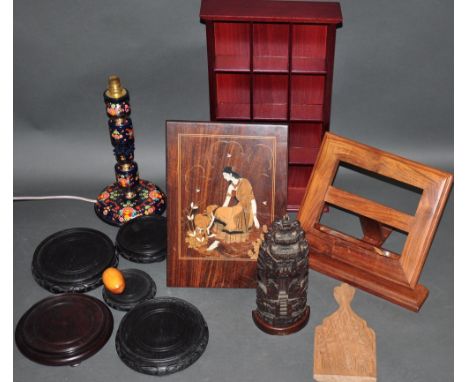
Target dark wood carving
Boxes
[166,121,288,288]
[32,228,118,294]
[200,0,343,211]
[102,269,157,311]
[252,215,310,335]
[115,297,208,376]
[298,133,454,311]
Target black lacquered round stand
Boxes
[115,297,209,376]
[102,269,156,311]
[32,228,118,293]
[116,215,167,263]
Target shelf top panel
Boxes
[200,0,342,24]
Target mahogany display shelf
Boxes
[200,0,342,210]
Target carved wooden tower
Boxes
[252,215,310,335]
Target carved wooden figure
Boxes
[314,283,376,382]
[298,133,453,311]
[252,215,310,335]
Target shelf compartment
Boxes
[289,147,320,165]
[214,22,251,71]
[253,24,289,72]
[216,73,251,119]
[287,165,314,209]
[290,75,325,121]
[253,74,288,120]
[288,165,313,188]
[291,25,327,73]
[287,187,307,210]
[290,105,323,121]
[215,56,250,72]
[289,122,323,164]
[292,58,326,74]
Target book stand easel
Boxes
[298,133,453,311]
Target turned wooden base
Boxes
[252,306,310,335]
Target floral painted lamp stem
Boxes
[94,76,166,226]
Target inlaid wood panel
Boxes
[166,121,288,288]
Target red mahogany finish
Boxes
[200,0,342,24]
[200,0,342,210]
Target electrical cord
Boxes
[13,195,96,203]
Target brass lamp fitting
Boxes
[106,75,127,99]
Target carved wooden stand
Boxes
[314,283,376,382]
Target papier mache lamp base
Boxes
[95,76,166,226]
[95,180,165,227]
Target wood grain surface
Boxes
[298,133,453,311]
[314,283,377,382]
[166,121,288,288]
[200,0,342,24]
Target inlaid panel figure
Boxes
[186,167,264,257]
[205,167,260,251]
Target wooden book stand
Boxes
[298,133,453,311]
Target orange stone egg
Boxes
[102,267,126,294]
